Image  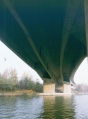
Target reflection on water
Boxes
[41,96,75,119]
[42,96,56,119]
[0,95,88,118]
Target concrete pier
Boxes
[43,83,55,93]
[63,82,71,93]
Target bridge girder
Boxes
[0,0,87,83]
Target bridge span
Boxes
[0,0,88,93]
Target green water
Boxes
[0,95,88,119]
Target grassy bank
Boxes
[0,90,37,96]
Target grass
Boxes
[0,89,36,96]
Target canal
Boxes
[0,95,88,119]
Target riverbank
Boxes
[0,90,37,96]
[0,90,73,97]
[38,93,72,96]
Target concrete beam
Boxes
[84,0,88,57]
[60,1,80,81]
[3,0,52,79]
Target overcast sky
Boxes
[0,41,43,83]
[74,57,88,84]
[0,40,88,84]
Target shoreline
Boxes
[0,90,73,97]
[38,93,72,96]
[0,90,37,97]
[1,90,87,97]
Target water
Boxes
[0,95,88,119]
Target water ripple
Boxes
[0,95,88,118]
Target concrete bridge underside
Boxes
[0,0,88,93]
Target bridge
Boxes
[0,0,88,93]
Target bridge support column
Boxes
[43,83,55,93]
[63,82,71,93]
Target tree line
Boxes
[0,69,43,92]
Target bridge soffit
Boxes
[84,0,88,57]
[60,0,81,81]
[3,0,55,80]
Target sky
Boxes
[0,40,88,84]
[0,41,43,83]
[74,57,88,84]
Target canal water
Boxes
[0,95,88,119]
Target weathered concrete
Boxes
[63,83,71,93]
[43,83,55,93]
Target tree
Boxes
[0,69,18,90]
[9,69,18,80]
[18,77,35,90]
[2,69,9,79]
[33,81,43,92]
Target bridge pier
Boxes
[63,82,71,93]
[43,82,71,93]
[43,83,55,93]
